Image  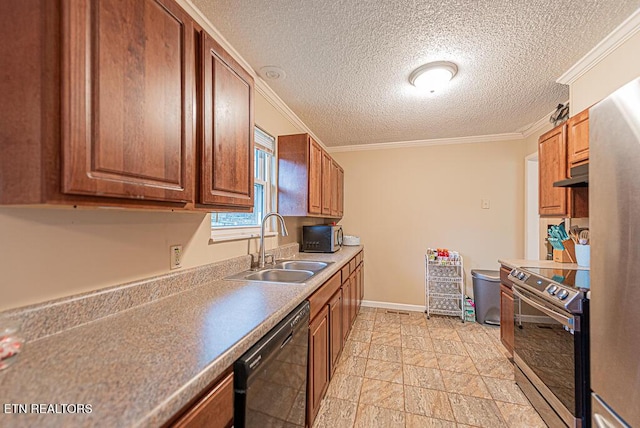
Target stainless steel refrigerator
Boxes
[590,76,640,428]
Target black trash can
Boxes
[471,270,501,325]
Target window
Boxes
[211,127,276,240]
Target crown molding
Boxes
[254,80,328,151]
[518,114,551,138]
[177,0,329,151]
[557,8,640,85]
[177,0,255,78]
[327,132,524,153]
[517,100,568,138]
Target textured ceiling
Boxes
[193,0,640,147]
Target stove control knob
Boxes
[557,290,570,300]
[548,285,558,295]
[518,272,526,280]
[511,269,519,277]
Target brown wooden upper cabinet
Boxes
[337,166,344,218]
[59,0,195,204]
[1,0,254,212]
[567,109,589,169]
[309,139,323,214]
[539,125,568,216]
[538,110,589,218]
[330,160,339,217]
[278,133,344,218]
[321,152,332,216]
[197,31,254,211]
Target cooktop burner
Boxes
[521,267,590,290]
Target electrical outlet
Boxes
[170,245,182,269]
[481,199,490,209]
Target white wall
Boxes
[570,31,640,113]
[333,139,526,306]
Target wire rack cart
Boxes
[425,255,464,322]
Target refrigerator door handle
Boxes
[513,285,576,331]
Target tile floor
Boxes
[312,307,546,428]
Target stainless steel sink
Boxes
[225,260,332,283]
[243,269,314,283]
[272,260,330,272]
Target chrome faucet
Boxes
[258,212,289,269]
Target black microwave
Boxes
[302,225,343,253]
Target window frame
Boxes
[210,127,277,242]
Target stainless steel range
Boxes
[508,267,590,428]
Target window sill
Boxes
[209,229,278,243]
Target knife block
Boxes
[553,239,576,263]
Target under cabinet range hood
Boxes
[554,163,589,187]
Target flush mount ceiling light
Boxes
[409,61,458,92]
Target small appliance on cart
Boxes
[425,248,464,322]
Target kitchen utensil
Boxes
[569,226,580,244]
[548,237,565,251]
[579,230,589,245]
[558,222,570,241]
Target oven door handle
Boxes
[512,285,576,331]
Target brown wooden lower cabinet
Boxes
[349,271,358,326]
[308,305,330,425]
[306,252,365,427]
[328,289,343,376]
[355,263,363,311]
[499,265,514,356]
[341,277,352,345]
[500,284,514,356]
[170,371,233,428]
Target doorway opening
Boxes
[525,152,539,259]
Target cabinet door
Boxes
[62,0,194,203]
[337,166,344,217]
[308,139,323,214]
[172,372,233,428]
[330,161,339,216]
[567,109,589,168]
[342,279,352,344]
[199,32,254,209]
[538,125,568,216]
[348,271,358,325]
[321,151,332,216]
[359,263,364,301]
[308,306,330,426]
[353,266,361,314]
[500,284,514,356]
[328,290,343,377]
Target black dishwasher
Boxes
[234,301,310,427]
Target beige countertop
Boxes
[498,258,589,270]
[0,245,363,427]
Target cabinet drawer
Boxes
[308,272,342,320]
[172,372,233,428]
[341,264,351,282]
[349,258,356,273]
[355,252,363,266]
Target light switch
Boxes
[481,199,490,209]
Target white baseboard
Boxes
[361,300,425,313]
